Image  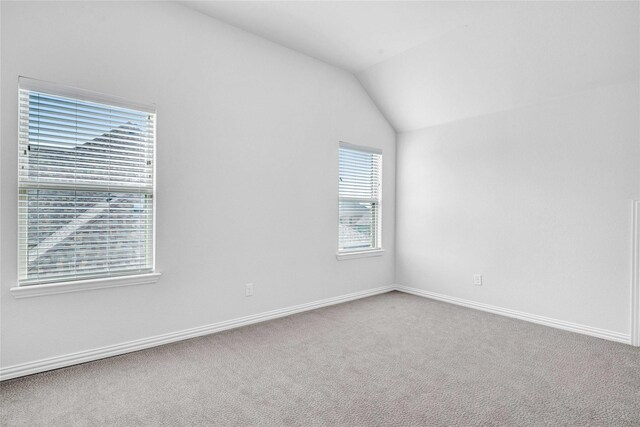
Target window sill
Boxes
[336,249,384,260]
[10,272,161,299]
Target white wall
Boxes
[0,1,395,369]
[397,79,639,335]
[358,2,639,132]
[392,2,640,338]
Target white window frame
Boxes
[11,77,160,298]
[337,141,383,260]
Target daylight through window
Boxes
[338,142,382,253]
[18,79,156,285]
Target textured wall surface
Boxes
[0,1,395,369]
[397,80,640,335]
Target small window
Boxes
[338,142,382,255]
[17,78,156,286]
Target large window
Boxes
[338,142,382,255]
[18,78,156,286]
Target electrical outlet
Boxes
[245,283,254,297]
[473,274,482,286]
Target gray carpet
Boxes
[1,291,639,426]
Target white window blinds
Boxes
[338,143,382,252]
[18,79,156,285]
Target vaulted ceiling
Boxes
[182,1,639,133]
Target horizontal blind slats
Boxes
[338,146,381,252]
[18,83,155,285]
[22,93,152,122]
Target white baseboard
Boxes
[0,285,395,381]
[631,200,640,346]
[394,285,631,345]
[2,282,632,381]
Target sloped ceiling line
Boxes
[182,1,640,133]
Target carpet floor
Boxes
[1,291,639,426]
